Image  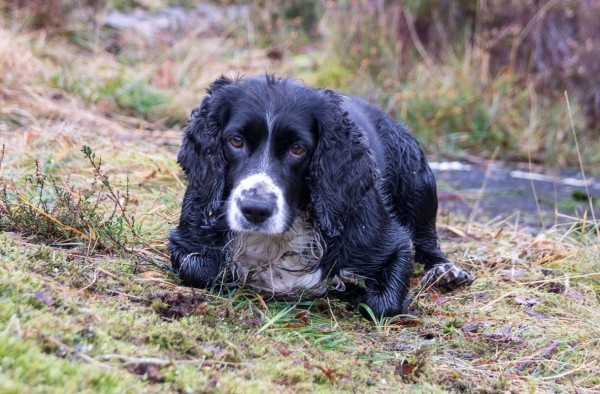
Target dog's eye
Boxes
[228,136,244,149]
[290,144,306,157]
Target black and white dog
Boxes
[169,75,473,317]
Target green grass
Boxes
[48,70,173,123]
[2,228,598,393]
[318,2,599,169]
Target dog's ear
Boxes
[177,76,235,226]
[309,90,379,238]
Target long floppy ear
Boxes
[177,76,234,227]
[309,90,379,238]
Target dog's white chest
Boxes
[230,215,328,296]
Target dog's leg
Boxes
[168,228,225,287]
[420,261,474,290]
[383,142,474,291]
[342,249,413,318]
[363,248,413,317]
[359,224,414,317]
[328,198,414,318]
[414,230,474,290]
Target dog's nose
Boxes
[239,198,275,224]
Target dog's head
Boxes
[178,75,378,238]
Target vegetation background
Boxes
[0,0,599,393]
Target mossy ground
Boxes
[1,4,599,393]
[2,220,599,393]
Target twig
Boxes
[326,297,339,330]
[437,223,467,238]
[402,6,439,78]
[0,144,5,177]
[532,252,572,266]
[3,314,22,337]
[106,289,144,300]
[522,272,600,285]
[480,290,518,312]
[78,268,98,292]
[537,362,598,381]
[564,92,599,238]
[467,147,499,233]
[100,354,239,368]
[508,0,562,72]
[44,335,114,370]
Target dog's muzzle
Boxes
[227,173,287,234]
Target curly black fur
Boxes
[169,75,473,317]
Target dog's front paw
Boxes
[177,253,221,288]
[420,262,474,291]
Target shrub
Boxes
[0,145,136,252]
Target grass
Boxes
[319,1,599,168]
[1,3,599,393]
[1,225,598,392]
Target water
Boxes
[431,161,599,228]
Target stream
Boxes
[432,160,599,229]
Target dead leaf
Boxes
[283,323,307,328]
[524,307,547,320]
[462,322,483,333]
[128,363,165,383]
[540,341,561,357]
[544,282,565,294]
[501,268,526,278]
[393,317,423,327]
[394,359,420,382]
[278,348,291,357]
[432,295,450,305]
[513,295,541,306]
[566,288,586,302]
[533,252,571,266]
[151,291,206,320]
[33,291,54,306]
[201,344,224,356]
[484,326,523,342]
[142,169,158,181]
[295,311,309,324]
[516,341,560,370]
[314,365,340,382]
[473,292,491,302]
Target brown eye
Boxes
[229,136,244,149]
[290,144,305,157]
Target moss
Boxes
[309,65,353,90]
[0,333,142,394]
[2,169,600,393]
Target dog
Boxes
[168,75,473,317]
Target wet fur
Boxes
[169,75,473,317]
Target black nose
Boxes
[239,198,275,224]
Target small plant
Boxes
[357,303,389,332]
[1,145,144,255]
